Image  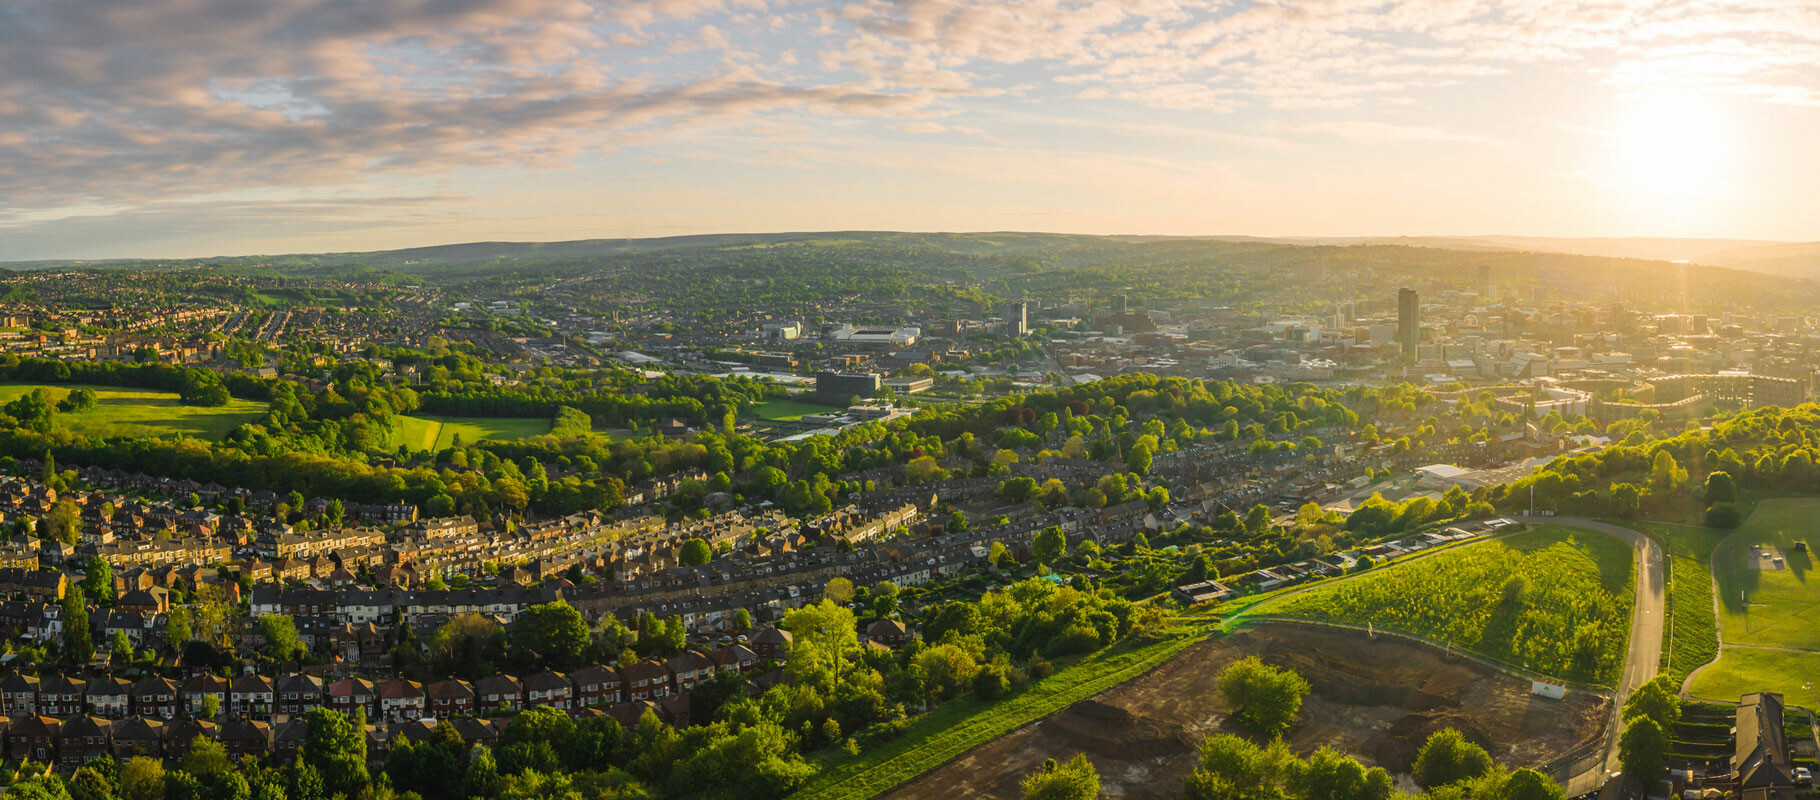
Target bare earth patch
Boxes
[881,624,1607,800]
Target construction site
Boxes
[884,624,1610,800]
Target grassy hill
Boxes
[1685,498,1820,707]
[0,383,265,440]
[1253,525,1635,685]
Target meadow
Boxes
[1682,497,1820,706]
[0,383,265,440]
[392,415,553,451]
[1254,525,1635,685]
[750,397,842,421]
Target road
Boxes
[1544,517,1665,797]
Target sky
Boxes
[2,0,1819,261]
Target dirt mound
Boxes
[1044,699,1201,762]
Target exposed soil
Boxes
[881,624,1608,800]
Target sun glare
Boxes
[1613,90,1732,198]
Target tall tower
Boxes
[1113,294,1129,314]
[1010,301,1029,336]
[1397,288,1420,359]
[1476,264,1491,297]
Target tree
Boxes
[1622,676,1681,731]
[63,585,92,663]
[302,707,369,798]
[1704,470,1737,503]
[41,500,81,545]
[1021,754,1100,800]
[1032,526,1067,565]
[1183,734,1293,800]
[1609,483,1641,518]
[1244,504,1272,535]
[1289,747,1392,800]
[1618,716,1667,782]
[1413,728,1493,788]
[509,601,590,670]
[1126,443,1153,475]
[1649,451,1687,493]
[68,767,112,800]
[1216,656,1309,736]
[81,557,114,606]
[824,577,855,605]
[190,583,239,651]
[679,538,713,566]
[182,734,232,778]
[782,599,859,689]
[999,477,1039,504]
[119,757,166,800]
[1502,768,1566,800]
[429,613,506,679]
[258,614,302,662]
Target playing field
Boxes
[0,383,266,440]
[393,415,553,451]
[1254,525,1636,685]
[1684,497,1820,705]
[749,397,843,421]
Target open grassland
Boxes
[0,383,265,440]
[1681,497,1820,705]
[751,397,842,421]
[789,612,1213,800]
[392,415,553,451]
[1254,526,1635,685]
[1632,520,1728,682]
[1687,647,1820,708]
[1710,498,1820,651]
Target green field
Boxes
[1632,521,1727,683]
[1684,498,1820,705]
[751,397,842,421]
[1688,647,1820,708]
[392,415,553,451]
[0,383,265,440]
[789,612,1213,800]
[1254,526,1635,685]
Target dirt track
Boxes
[882,624,1608,800]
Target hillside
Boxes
[7,232,1820,311]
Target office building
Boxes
[1397,288,1420,359]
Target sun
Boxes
[1613,90,1732,199]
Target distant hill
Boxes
[6,230,1819,308]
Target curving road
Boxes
[1543,517,1665,797]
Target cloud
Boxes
[1,0,1816,235]
[0,0,943,211]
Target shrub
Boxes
[1704,502,1742,529]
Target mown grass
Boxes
[1677,498,1820,705]
[1710,498,1820,651]
[1687,647,1820,707]
[392,415,553,451]
[788,612,1213,800]
[0,382,265,440]
[751,398,842,421]
[1254,525,1634,685]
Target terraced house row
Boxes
[0,626,794,770]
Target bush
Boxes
[973,665,1011,700]
[1216,656,1310,736]
[1028,660,1055,681]
[1413,728,1493,788]
[1704,503,1742,529]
